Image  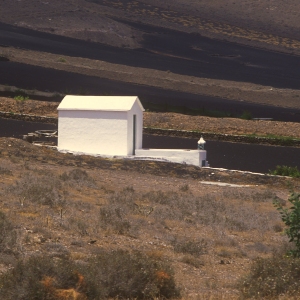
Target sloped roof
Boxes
[57,96,144,111]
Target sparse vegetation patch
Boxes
[11,173,66,207]
[239,255,300,298]
[0,137,296,297]
[0,250,179,299]
[270,165,300,178]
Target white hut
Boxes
[57,96,144,156]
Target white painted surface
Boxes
[200,181,251,187]
[57,95,144,111]
[57,96,144,156]
[127,100,143,154]
[135,149,208,167]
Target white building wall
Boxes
[58,110,128,156]
[127,101,143,154]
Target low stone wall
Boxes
[0,111,58,124]
[144,127,300,147]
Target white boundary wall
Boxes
[135,149,208,167]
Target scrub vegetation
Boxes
[0,137,299,298]
[270,165,300,178]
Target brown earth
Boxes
[1,0,300,54]
[1,1,300,114]
[2,96,300,139]
[0,136,298,298]
[1,2,300,297]
[3,47,300,110]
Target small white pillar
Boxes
[197,136,206,150]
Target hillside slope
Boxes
[1,0,300,53]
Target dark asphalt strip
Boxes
[0,22,300,89]
[143,134,300,173]
[1,118,299,173]
[1,61,300,121]
[0,118,56,138]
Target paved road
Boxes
[1,21,300,121]
[1,118,299,173]
[1,61,300,121]
[1,21,300,89]
[143,134,300,173]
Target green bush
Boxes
[239,255,300,298]
[14,95,29,101]
[240,110,252,120]
[0,250,180,299]
[274,191,300,257]
[270,165,300,178]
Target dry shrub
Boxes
[11,173,66,207]
[98,187,136,235]
[239,255,300,298]
[84,249,180,299]
[172,236,207,257]
[99,205,131,235]
[245,242,270,254]
[222,189,280,203]
[180,255,204,268]
[60,169,95,187]
[214,233,238,248]
[0,256,86,300]
[0,250,180,299]
[68,217,89,236]
[179,184,189,192]
[0,211,17,254]
[146,191,278,232]
[108,186,136,209]
[100,188,280,238]
[217,247,245,258]
[0,166,12,176]
[273,222,283,232]
[43,243,70,258]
